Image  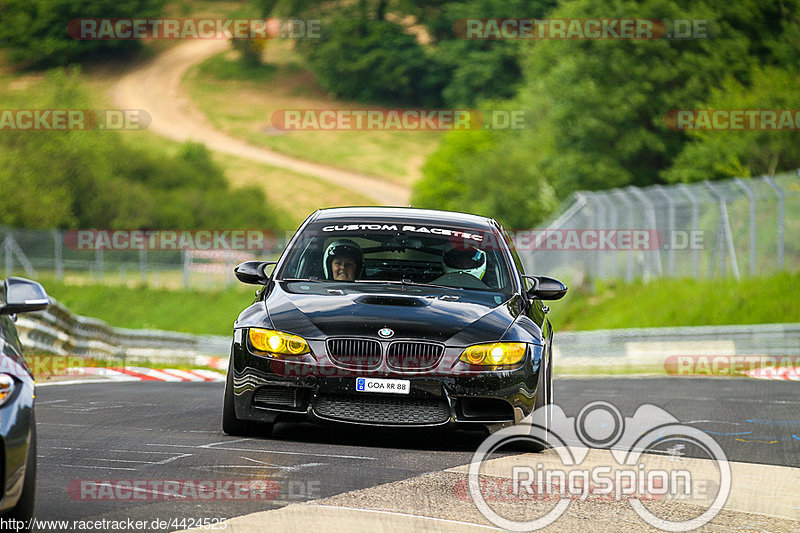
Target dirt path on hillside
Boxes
[112,39,411,206]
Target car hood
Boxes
[257,282,521,345]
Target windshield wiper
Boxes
[279,277,322,282]
[354,279,462,291]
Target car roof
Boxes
[310,207,499,231]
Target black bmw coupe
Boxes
[0,277,49,527]
[223,207,566,442]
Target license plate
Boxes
[355,377,410,394]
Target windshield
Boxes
[277,222,514,293]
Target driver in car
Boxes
[441,246,487,280]
[323,239,364,281]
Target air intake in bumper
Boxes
[252,385,309,411]
[314,394,451,425]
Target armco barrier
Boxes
[15,298,231,366]
[553,323,800,373]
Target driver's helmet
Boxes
[323,239,363,279]
[442,246,487,279]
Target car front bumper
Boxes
[230,330,542,429]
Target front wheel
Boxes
[4,414,36,529]
[520,355,552,452]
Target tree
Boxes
[302,13,438,105]
[664,66,800,182]
[0,0,165,67]
[412,0,800,227]
[0,69,279,230]
[412,105,558,228]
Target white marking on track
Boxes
[152,453,193,466]
[52,464,138,471]
[95,482,187,499]
[145,443,377,460]
[89,458,156,464]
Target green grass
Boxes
[40,277,256,336]
[550,271,800,331]
[184,48,441,186]
[37,271,799,337]
[194,53,280,82]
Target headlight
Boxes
[0,374,16,406]
[459,342,526,366]
[248,328,310,356]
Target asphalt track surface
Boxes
[34,378,799,532]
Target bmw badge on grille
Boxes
[378,328,394,338]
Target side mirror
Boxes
[234,261,277,285]
[522,275,567,301]
[1,277,50,315]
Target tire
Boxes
[4,414,36,529]
[516,354,552,453]
[534,352,553,432]
[222,364,273,437]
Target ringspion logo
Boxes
[470,402,730,531]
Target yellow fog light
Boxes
[459,343,526,366]
[249,328,310,356]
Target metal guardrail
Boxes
[554,323,800,372]
[15,298,231,365]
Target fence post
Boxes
[95,248,104,282]
[627,186,663,279]
[53,230,63,281]
[596,193,617,279]
[585,192,603,281]
[614,189,636,282]
[762,176,785,271]
[654,185,675,277]
[2,233,36,278]
[733,178,756,276]
[182,250,190,289]
[4,235,11,278]
[704,181,740,279]
[139,248,147,284]
[677,184,700,279]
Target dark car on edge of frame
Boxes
[0,277,49,527]
[222,207,566,446]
